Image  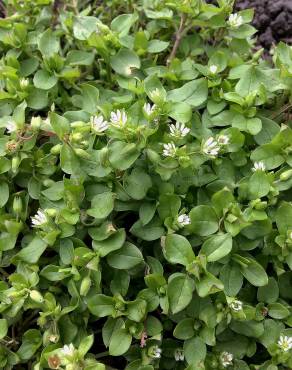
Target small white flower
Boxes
[217,135,229,145]
[278,335,292,352]
[174,348,184,361]
[177,214,191,227]
[143,103,156,116]
[31,209,48,227]
[152,346,162,358]
[209,65,218,74]
[48,334,59,343]
[252,161,266,172]
[90,115,109,134]
[162,142,177,157]
[228,13,243,28]
[229,300,243,312]
[62,343,75,356]
[6,120,17,134]
[110,110,127,127]
[150,88,161,100]
[220,351,233,367]
[20,78,29,88]
[202,137,220,157]
[169,122,190,138]
[30,116,42,130]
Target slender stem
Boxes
[95,350,109,359]
[271,103,292,119]
[167,14,186,65]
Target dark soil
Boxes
[207,0,292,51]
[235,0,292,50]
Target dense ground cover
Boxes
[0,0,292,369]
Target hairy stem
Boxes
[167,14,186,65]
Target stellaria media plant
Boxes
[0,0,292,369]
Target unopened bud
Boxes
[74,148,91,159]
[29,290,44,303]
[80,276,91,296]
[13,196,22,214]
[280,169,292,181]
[50,144,62,155]
[71,132,83,142]
[11,156,20,173]
[46,208,57,217]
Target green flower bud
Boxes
[13,196,22,214]
[46,208,57,217]
[37,316,47,327]
[50,144,62,155]
[254,201,267,210]
[29,290,44,303]
[11,156,20,173]
[71,121,86,128]
[74,148,91,159]
[280,169,292,181]
[71,132,83,142]
[80,276,91,296]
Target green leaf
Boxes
[189,205,218,236]
[16,237,47,264]
[0,319,8,339]
[195,271,224,297]
[87,294,115,317]
[33,70,58,90]
[87,192,115,219]
[73,16,98,40]
[78,334,94,357]
[237,256,268,287]
[49,112,70,139]
[267,302,290,319]
[60,144,80,175]
[220,264,243,296]
[92,229,126,257]
[232,115,262,135]
[27,88,48,109]
[164,234,195,266]
[0,181,9,207]
[110,49,140,77]
[201,233,232,262]
[81,84,100,114]
[124,168,152,200]
[66,50,95,66]
[38,29,59,57]
[111,13,138,36]
[168,102,192,123]
[168,274,195,314]
[109,141,140,170]
[139,202,156,225]
[167,78,208,107]
[249,171,270,199]
[184,337,206,366]
[230,320,264,338]
[147,40,169,53]
[130,218,164,241]
[109,326,132,356]
[17,329,42,360]
[173,318,195,340]
[107,242,143,269]
[276,202,292,234]
[257,277,279,303]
